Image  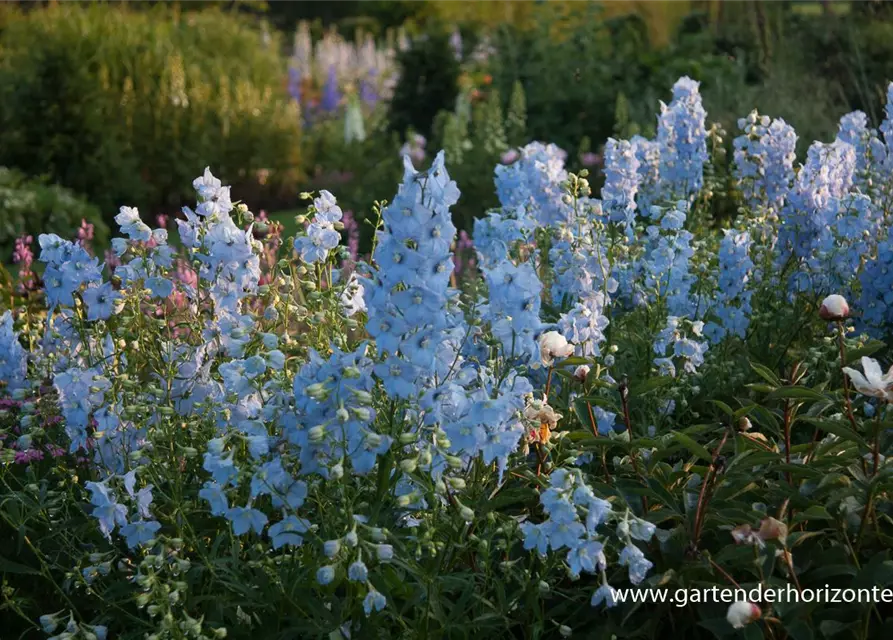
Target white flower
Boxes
[726,601,761,629]
[819,294,849,320]
[842,356,893,401]
[539,331,574,367]
[573,365,590,382]
[524,395,563,440]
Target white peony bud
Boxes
[539,331,575,367]
[573,365,590,382]
[819,294,849,321]
[726,601,761,629]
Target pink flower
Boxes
[501,149,520,164]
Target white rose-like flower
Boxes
[842,356,893,401]
[573,365,590,382]
[539,331,574,367]
[726,601,761,629]
[819,294,849,321]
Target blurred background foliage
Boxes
[2,0,893,258]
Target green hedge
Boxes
[0,166,108,261]
[0,3,302,226]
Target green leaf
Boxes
[785,620,814,640]
[768,387,827,402]
[697,618,736,638]
[629,375,674,396]
[0,555,40,575]
[710,399,734,417]
[791,505,834,524]
[844,339,886,365]
[573,398,596,435]
[800,418,866,447]
[557,355,591,367]
[672,431,712,462]
[819,620,855,638]
[751,361,782,386]
[746,383,777,394]
[806,564,857,581]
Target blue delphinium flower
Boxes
[321,65,341,113]
[657,77,708,200]
[289,345,388,476]
[618,544,653,585]
[0,311,27,394]
[81,282,122,321]
[364,151,459,394]
[363,589,387,616]
[38,235,102,309]
[601,138,640,237]
[225,506,268,536]
[704,230,755,343]
[114,206,152,242]
[119,520,162,549]
[481,258,543,363]
[348,560,369,582]
[317,565,336,585]
[858,235,893,335]
[630,135,661,211]
[635,202,697,318]
[591,582,619,608]
[85,480,128,540]
[733,111,797,218]
[268,516,312,549]
[559,291,610,358]
[54,365,111,452]
[653,316,709,376]
[294,191,343,264]
[775,139,864,295]
[494,142,572,227]
[836,111,885,193]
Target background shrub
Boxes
[0,166,108,261]
[0,3,303,226]
[388,26,460,141]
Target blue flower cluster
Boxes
[733,111,797,216]
[657,76,708,200]
[637,201,697,318]
[601,138,640,237]
[364,151,460,395]
[653,316,709,377]
[294,190,343,264]
[704,230,755,343]
[494,142,571,227]
[85,470,159,549]
[0,312,27,393]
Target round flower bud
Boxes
[819,294,849,321]
[573,365,590,382]
[539,331,575,367]
[726,601,761,629]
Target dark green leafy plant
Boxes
[0,166,108,262]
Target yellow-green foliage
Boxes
[425,0,699,48]
[0,3,302,220]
